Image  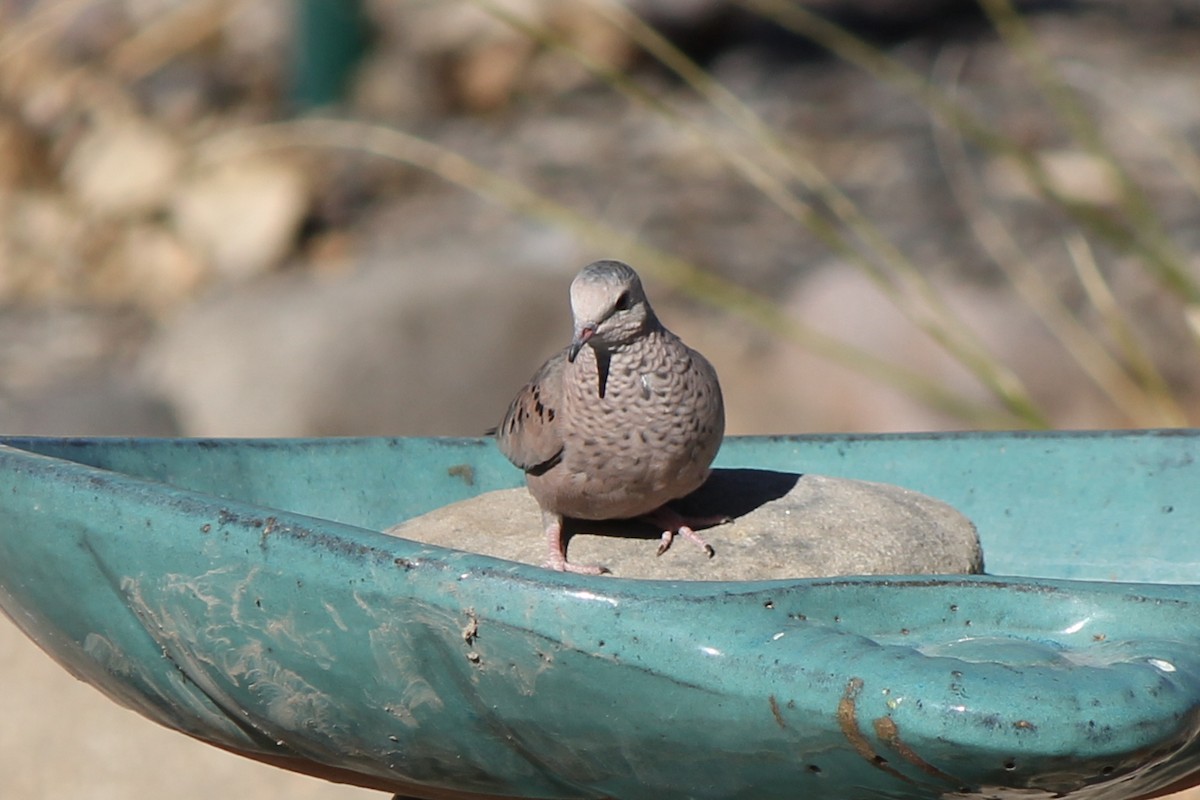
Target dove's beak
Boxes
[567,326,595,362]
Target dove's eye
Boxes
[614,290,632,311]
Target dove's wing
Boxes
[494,348,569,476]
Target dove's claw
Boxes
[643,507,722,559]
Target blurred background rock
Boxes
[3,0,1200,797]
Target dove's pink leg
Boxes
[543,512,608,574]
[641,505,729,557]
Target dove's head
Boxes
[567,260,656,362]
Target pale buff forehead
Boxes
[569,260,644,320]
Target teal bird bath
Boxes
[1,432,1199,799]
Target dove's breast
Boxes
[528,328,724,521]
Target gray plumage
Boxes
[494,260,725,573]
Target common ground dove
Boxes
[493,260,725,573]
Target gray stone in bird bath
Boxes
[386,469,984,580]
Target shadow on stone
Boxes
[678,468,803,519]
[561,468,802,550]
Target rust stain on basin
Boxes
[837,677,911,784]
[873,715,960,785]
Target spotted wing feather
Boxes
[494,349,568,476]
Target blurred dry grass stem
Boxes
[693,0,1198,426]
[469,0,1048,427]
[1081,76,1200,203]
[0,0,93,63]
[209,116,1018,426]
[202,0,1200,427]
[930,53,1185,426]
[977,0,1198,304]
[107,0,233,81]
[740,0,1198,304]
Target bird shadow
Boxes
[561,468,801,546]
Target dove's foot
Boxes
[543,515,609,574]
[641,506,729,557]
